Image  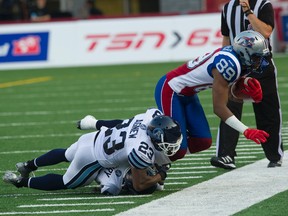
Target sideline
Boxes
[117,152,288,216]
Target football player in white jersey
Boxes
[77,114,172,195]
[94,162,167,195]
[3,108,182,195]
[154,30,270,161]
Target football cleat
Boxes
[77,115,97,130]
[210,156,236,170]
[3,171,22,187]
[16,162,35,178]
[267,160,282,168]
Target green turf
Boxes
[0,55,287,215]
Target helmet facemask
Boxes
[156,134,183,156]
[241,52,269,73]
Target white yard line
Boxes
[18,201,134,208]
[117,151,288,216]
[0,209,114,215]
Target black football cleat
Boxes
[267,160,282,168]
[210,155,236,170]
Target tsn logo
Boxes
[86,29,222,51]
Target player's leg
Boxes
[4,132,101,190]
[25,134,97,190]
[63,132,102,189]
[16,148,69,178]
[252,62,283,167]
[184,94,212,153]
[3,144,77,189]
[210,100,243,169]
[154,75,188,161]
[4,140,79,189]
[3,171,66,190]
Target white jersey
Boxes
[167,46,242,96]
[95,154,171,196]
[96,165,130,196]
[94,108,163,169]
[64,108,164,189]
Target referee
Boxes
[210,0,283,169]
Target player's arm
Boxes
[130,166,165,192]
[212,68,234,121]
[212,69,269,144]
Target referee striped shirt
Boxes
[221,0,274,51]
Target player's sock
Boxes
[16,177,29,188]
[34,148,68,167]
[29,174,66,190]
[96,119,124,130]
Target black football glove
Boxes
[155,163,171,181]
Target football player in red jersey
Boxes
[154,30,270,161]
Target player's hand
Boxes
[243,128,269,144]
[77,115,97,130]
[241,78,262,103]
[155,164,170,181]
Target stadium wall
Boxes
[1,13,223,70]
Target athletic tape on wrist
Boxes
[225,115,248,133]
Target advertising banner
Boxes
[0,13,221,70]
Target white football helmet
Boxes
[232,30,270,72]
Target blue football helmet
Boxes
[147,115,182,156]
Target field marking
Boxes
[0,77,52,89]
[179,156,257,161]
[38,194,152,201]
[0,209,114,215]
[0,107,146,117]
[0,150,49,155]
[173,160,257,166]
[116,151,288,216]
[18,201,134,208]
[165,182,188,185]
[167,176,203,180]
[0,133,82,140]
[169,171,216,175]
[185,151,262,157]
[170,166,215,170]
[0,121,75,127]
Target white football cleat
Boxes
[77,115,97,130]
[3,171,22,187]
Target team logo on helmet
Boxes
[238,37,255,48]
[152,128,164,142]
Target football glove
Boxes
[241,78,262,103]
[155,163,170,181]
[243,128,269,144]
[76,115,97,130]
